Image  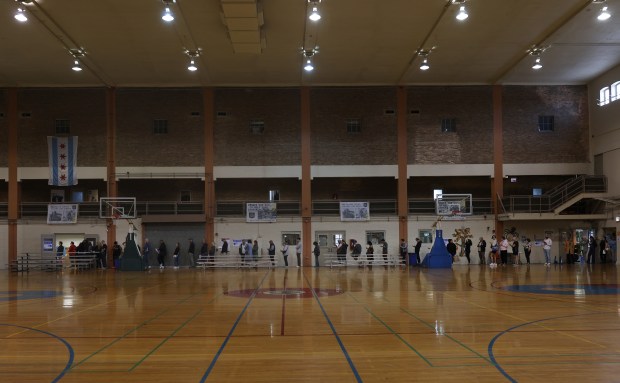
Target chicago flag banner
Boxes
[48,136,78,186]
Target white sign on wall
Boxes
[340,202,370,222]
[246,203,277,223]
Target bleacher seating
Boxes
[196,253,274,269]
[10,252,98,272]
[323,252,405,268]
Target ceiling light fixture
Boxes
[161,0,175,22]
[69,48,85,72]
[308,1,321,21]
[529,47,545,70]
[14,7,27,22]
[456,6,468,21]
[418,50,431,71]
[186,50,200,72]
[304,59,314,72]
[598,6,611,21]
[72,60,82,72]
[302,48,318,72]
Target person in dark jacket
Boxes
[313,241,320,267]
[157,240,167,269]
[336,239,348,263]
[447,239,457,263]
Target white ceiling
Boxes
[1,0,619,88]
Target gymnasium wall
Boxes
[2,85,589,169]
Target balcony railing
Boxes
[1,197,496,219]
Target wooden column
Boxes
[301,87,312,266]
[106,88,117,266]
[492,85,504,237]
[7,88,19,265]
[204,88,215,245]
[397,87,409,262]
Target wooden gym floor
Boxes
[1,264,619,383]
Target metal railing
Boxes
[501,175,606,214]
[0,175,605,220]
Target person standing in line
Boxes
[366,241,374,269]
[446,239,457,263]
[464,237,473,264]
[188,239,196,268]
[245,239,253,266]
[564,237,573,264]
[268,240,276,266]
[68,241,77,266]
[313,241,321,267]
[200,239,209,264]
[209,242,217,262]
[586,235,597,264]
[543,235,553,266]
[295,238,302,268]
[221,238,229,255]
[252,240,259,263]
[112,241,122,268]
[239,239,246,265]
[600,237,608,264]
[400,239,408,264]
[336,239,348,264]
[523,238,532,264]
[414,238,422,265]
[143,238,152,269]
[380,239,388,265]
[477,237,486,265]
[100,240,108,269]
[56,241,65,269]
[157,240,167,269]
[489,235,499,266]
[511,238,519,265]
[281,240,290,267]
[499,236,509,266]
[173,242,181,269]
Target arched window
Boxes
[611,81,620,102]
[599,86,610,106]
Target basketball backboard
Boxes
[99,197,137,219]
[435,194,472,216]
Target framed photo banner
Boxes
[340,202,370,221]
[246,202,277,223]
[47,204,79,224]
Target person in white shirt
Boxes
[543,235,553,266]
[500,236,509,266]
[281,240,290,267]
[295,239,302,268]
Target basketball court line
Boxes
[303,271,363,383]
[0,323,74,383]
[325,270,493,367]
[199,270,270,383]
[72,291,212,370]
[4,279,179,339]
[487,312,613,383]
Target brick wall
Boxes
[311,87,398,165]
[116,88,204,167]
[408,86,494,164]
[2,85,589,169]
[503,86,588,163]
[17,88,107,167]
[214,88,301,166]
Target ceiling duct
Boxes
[220,0,266,54]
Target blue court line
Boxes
[199,270,270,383]
[0,323,74,383]
[487,312,611,382]
[303,273,363,383]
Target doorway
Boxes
[315,231,345,267]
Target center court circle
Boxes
[226,287,343,299]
